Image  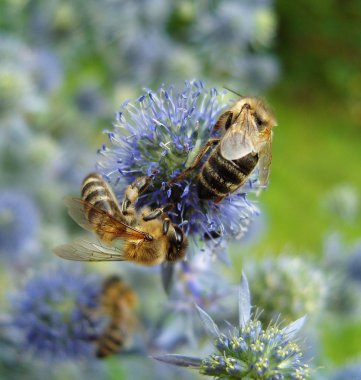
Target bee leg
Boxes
[214,195,225,204]
[143,209,163,221]
[214,111,233,131]
[142,204,174,222]
[121,175,154,213]
[168,138,220,185]
[162,218,170,235]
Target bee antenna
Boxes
[223,86,244,98]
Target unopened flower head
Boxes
[155,274,310,379]
[98,80,260,253]
[11,264,104,360]
[246,255,328,324]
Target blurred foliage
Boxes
[276,0,361,124]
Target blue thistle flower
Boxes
[154,274,311,380]
[0,190,40,260]
[98,80,260,254]
[10,264,104,360]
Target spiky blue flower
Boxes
[0,190,40,260]
[154,274,310,380]
[98,80,260,254]
[10,264,104,360]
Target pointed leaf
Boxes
[153,354,202,368]
[195,304,220,339]
[282,315,307,339]
[239,272,251,327]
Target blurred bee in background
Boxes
[96,275,137,358]
[169,96,276,203]
[53,172,188,265]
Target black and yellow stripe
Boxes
[81,173,120,220]
[96,322,124,358]
[197,145,258,200]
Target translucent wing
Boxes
[258,138,272,186]
[64,197,150,242]
[53,240,126,261]
[220,124,256,160]
[221,129,256,160]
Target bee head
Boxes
[166,225,188,262]
[239,97,276,132]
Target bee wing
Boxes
[258,137,272,186]
[64,196,149,241]
[220,123,256,160]
[53,240,126,261]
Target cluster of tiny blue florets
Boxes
[11,264,104,360]
[98,80,259,252]
[155,275,310,379]
[202,320,310,379]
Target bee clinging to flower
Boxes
[53,172,187,266]
[169,96,276,203]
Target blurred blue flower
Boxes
[0,34,57,116]
[8,0,278,90]
[246,255,328,324]
[191,1,279,90]
[98,80,259,254]
[331,362,361,380]
[154,274,310,379]
[0,190,40,260]
[322,184,360,223]
[346,242,361,284]
[323,234,361,315]
[170,256,233,310]
[11,264,104,360]
[153,255,236,348]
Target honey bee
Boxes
[169,97,276,202]
[53,172,188,265]
[96,275,137,358]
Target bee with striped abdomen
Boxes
[169,97,276,203]
[53,172,187,266]
[96,275,137,358]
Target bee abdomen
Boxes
[197,147,248,200]
[81,173,120,218]
[232,153,259,176]
[96,323,124,358]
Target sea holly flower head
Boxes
[10,263,105,360]
[98,80,260,253]
[154,274,311,380]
